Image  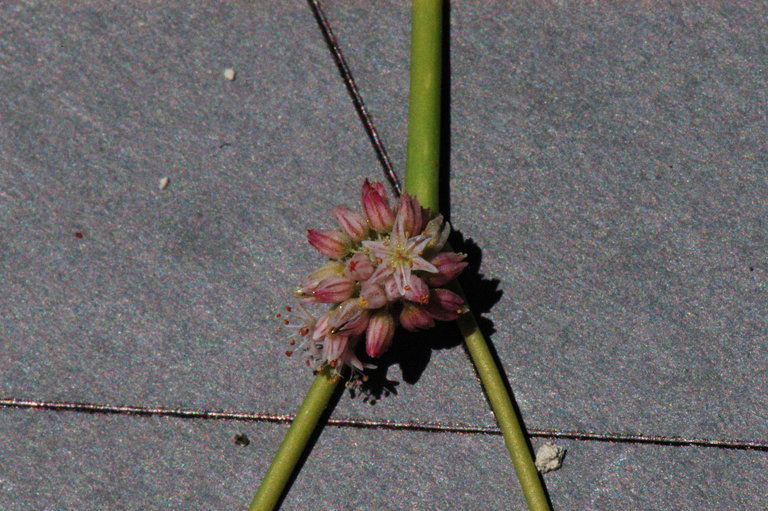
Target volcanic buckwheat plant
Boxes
[252,3,551,510]
[283,179,468,383]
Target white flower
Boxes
[362,213,438,295]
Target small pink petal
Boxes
[359,281,387,309]
[367,261,393,284]
[307,229,350,259]
[297,261,345,296]
[425,252,468,286]
[312,276,355,303]
[406,235,432,259]
[365,311,396,358]
[323,333,348,362]
[425,289,466,321]
[312,313,332,341]
[383,277,400,302]
[392,263,410,296]
[345,252,375,281]
[399,303,435,331]
[395,193,425,237]
[330,299,370,336]
[332,206,369,241]
[361,180,394,233]
[410,256,439,274]
[403,275,430,304]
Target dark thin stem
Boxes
[307,0,402,196]
[4,398,767,452]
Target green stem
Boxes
[452,286,551,511]
[405,1,551,510]
[248,367,339,511]
[405,0,442,212]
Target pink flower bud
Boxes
[362,179,387,197]
[307,229,350,259]
[312,276,355,303]
[359,281,387,309]
[332,206,369,241]
[425,252,468,287]
[344,252,375,281]
[395,193,425,237]
[365,311,396,358]
[329,299,370,336]
[297,262,345,297]
[425,289,467,321]
[399,303,435,331]
[402,275,430,304]
[361,179,394,233]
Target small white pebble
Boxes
[159,177,170,190]
[223,67,236,81]
[535,442,566,473]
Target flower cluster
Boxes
[280,180,468,381]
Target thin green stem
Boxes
[405,0,442,212]
[248,367,340,511]
[452,285,551,511]
[405,1,551,510]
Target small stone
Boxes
[234,433,250,447]
[535,442,566,473]
[223,67,236,81]
[159,177,170,190]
